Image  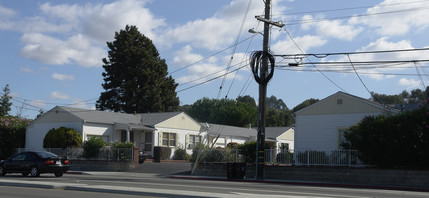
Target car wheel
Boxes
[0,167,5,176]
[22,172,29,177]
[30,167,40,177]
[54,172,63,177]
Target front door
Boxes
[144,132,153,155]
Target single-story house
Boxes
[294,91,400,152]
[203,123,294,150]
[265,127,294,150]
[26,106,207,158]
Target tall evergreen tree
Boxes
[96,25,179,113]
[0,84,12,116]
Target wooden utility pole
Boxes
[254,0,284,180]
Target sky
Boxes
[1,0,429,119]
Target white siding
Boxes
[82,123,114,142]
[25,122,82,149]
[295,113,381,152]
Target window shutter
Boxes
[175,133,179,148]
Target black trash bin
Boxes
[227,162,234,179]
[234,162,246,179]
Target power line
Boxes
[272,0,428,16]
[284,6,429,26]
[284,28,347,92]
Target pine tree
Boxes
[0,84,12,116]
[96,25,179,113]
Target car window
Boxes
[36,152,57,158]
[11,153,26,161]
[25,153,38,160]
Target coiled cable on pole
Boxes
[250,51,275,85]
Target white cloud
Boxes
[52,73,74,81]
[174,45,244,84]
[271,34,327,54]
[49,91,70,100]
[357,0,429,36]
[300,15,362,40]
[0,4,16,30]
[161,0,287,50]
[20,33,105,67]
[399,78,422,88]
[20,67,37,74]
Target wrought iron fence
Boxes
[193,148,369,167]
[15,147,134,161]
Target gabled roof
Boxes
[139,112,183,126]
[265,127,293,139]
[55,106,141,125]
[204,123,257,138]
[295,91,400,116]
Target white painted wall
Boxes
[82,122,114,142]
[295,113,381,152]
[25,122,82,149]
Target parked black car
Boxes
[0,151,70,177]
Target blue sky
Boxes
[1,0,429,119]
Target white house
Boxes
[203,123,294,149]
[26,106,207,157]
[265,127,294,150]
[294,92,399,152]
[203,123,257,148]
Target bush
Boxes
[237,141,270,164]
[112,142,135,160]
[173,148,191,160]
[153,146,172,162]
[43,127,82,148]
[190,143,204,163]
[83,137,106,159]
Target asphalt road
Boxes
[1,171,429,198]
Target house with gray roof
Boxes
[26,106,207,158]
[294,91,399,152]
[203,123,294,150]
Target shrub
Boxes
[237,141,270,164]
[112,142,135,160]
[43,127,82,148]
[153,146,172,162]
[173,148,191,160]
[83,137,106,159]
[190,143,205,163]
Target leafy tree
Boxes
[0,84,12,117]
[43,127,82,148]
[237,95,257,108]
[292,98,319,112]
[265,108,294,127]
[186,98,257,127]
[0,116,31,159]
[343,105,429,168]
[96,25,179,113]
[372,93,404,104]
[266,95,287,110]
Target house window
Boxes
[189,135,201,149]
[162,132,176,147]
[337,99,343,104]
[280,143,289,150]
[121,130,134,142]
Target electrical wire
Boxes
[284,28,347,92]
[347,54,374,99]
[216,0,252,99]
